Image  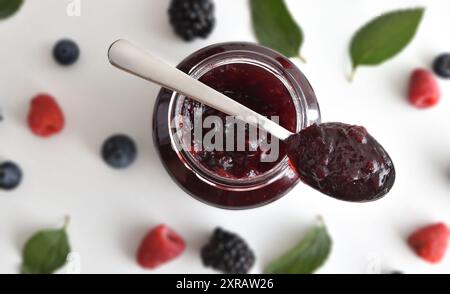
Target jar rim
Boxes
[168,47,311,190]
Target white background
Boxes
[0,0,449,274]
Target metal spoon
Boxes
[108,39,293,140]
[107,39,395,202]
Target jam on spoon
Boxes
[286,123,396,202]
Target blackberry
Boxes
[168,0,215,41]
[201,228,255,274]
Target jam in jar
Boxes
[153,42,320,209]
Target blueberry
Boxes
[53,39,80,66]
[0,161,23,190]
[102,135,137,169]
[432,54,450,78]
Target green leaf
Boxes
[0,0,23,19]
[265,218,332,274]
[250,0,304,60]
[21,217,71,274]
[350,8,424,80]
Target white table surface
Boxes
[1,0,449,274]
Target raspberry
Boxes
[408,69,441,109]
[27,94,65,137]
[408,223,450,263]
[136,225,186,269]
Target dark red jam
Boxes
[180,63,297,179]
[153,42,320,209]
[287,123,396,202]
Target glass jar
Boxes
[153,42,320,209]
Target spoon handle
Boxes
[108,39,293,141]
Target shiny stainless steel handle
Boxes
[107,39,294,140]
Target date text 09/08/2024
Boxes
[176,278,274,291]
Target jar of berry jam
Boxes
[153,42,320,209]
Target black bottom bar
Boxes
[1,274,449,291]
